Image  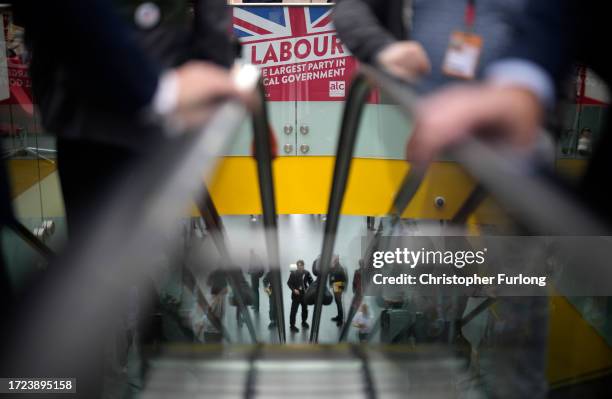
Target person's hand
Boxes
[376,41,431,81]
[175,61,241,111]
[293,289,300,296]
[408,84,544,162]
[167,61,256,130]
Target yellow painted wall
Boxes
[208,156,481,218]
[547,296,612,386]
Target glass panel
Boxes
[1,9,47,288]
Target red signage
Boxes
[234,6,358,101]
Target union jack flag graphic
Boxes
[233,6,334,43]
[232,5,358,102]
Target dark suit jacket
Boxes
[287,270,313,299]
[14,0,160,115]
[333,0,407,63]
[17,0,233,150]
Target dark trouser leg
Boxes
[334,292,343,320]
[290,298,299,326]
[250,275,259,311]
[300,297,308,323]
[269,293,276,322]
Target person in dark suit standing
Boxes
[328,255,348,326]
[262,270,277,329]
[247,249,265,313]
[287,259,313,333]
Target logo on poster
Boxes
[329,81,345,97]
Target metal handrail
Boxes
[252,81,286,343]
[7,218,55,261]
[358,63,610,236]
[3,98,251,378]
[309,74,371,342]
[450,185,487,225]
[333,63,612,344]
[312,72,430,343]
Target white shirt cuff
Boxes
[152,71,179,116]
[485,59,555,108]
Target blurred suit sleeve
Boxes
[333,0,406,64]
[192,0,235,68]
[492,0,577,90]
[14,0,161,114]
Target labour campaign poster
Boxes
[233,6,358,101]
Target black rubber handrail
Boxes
[309,74,371,342]
[359,64,610,236]
[3,99,251,378]
[335,63,611,343]
[7,218,55,260]
[450,185,488,225]
[312,72,431,343]
[251,80,286,343]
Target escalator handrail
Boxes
[336,64,612,343]
[3,98,251,375]
[310,74,372,342]
[7,218,55,261]
[312,71,432,343]
[359,64,609,236]
[251,80,286,343]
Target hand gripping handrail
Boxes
[2,97,252,382]
[326,63,612,344]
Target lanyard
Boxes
[465,0,476,31]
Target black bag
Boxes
[312,258,320,277]
[304,278,333,306]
